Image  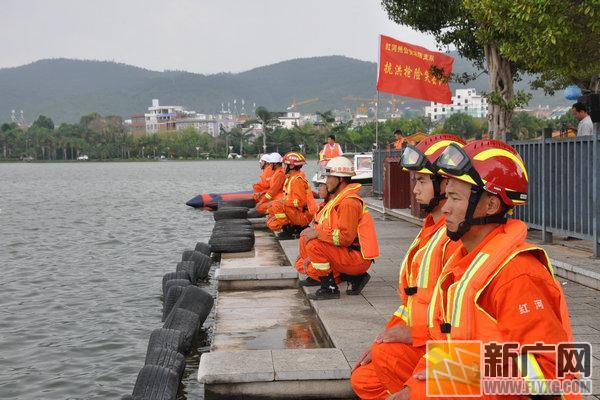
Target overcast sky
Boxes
[2,0,438,74]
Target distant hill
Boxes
[0,55,569,123]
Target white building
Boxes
[145,99,188,133]
[278,112,302,129]
[425,89,488,121]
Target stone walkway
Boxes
[280,212,600,398]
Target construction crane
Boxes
[287,97,319,111]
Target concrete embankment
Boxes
[199,207,600,399]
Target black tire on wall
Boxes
[144,346,186,378]
[146,329,185,354]
[161,272,190,295]
[210,229,254,238]
[247,208,264,219]
[132,365,179,400]
[208,236,254,253]
[163,285,187,322]
[163,308,200,354]
[181,250,195,261]
[213,207,249,221]
[188,252,211,283]
[176,261,195,274]
[213,218,252,226]
[194,242,211,256]
[173,286,214,326]
[163,278,190,297]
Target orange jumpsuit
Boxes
[374,223,576,400]
[266,170,315,231]
[253,164,273,202]
[351,215,458,399]
[295,201,328,275]
[255,167,285,214]
[304,186,374,279]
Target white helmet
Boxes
[259,153,270,162]
[315,171,327,184]
[324,156,355,177]
[267,152,283,164]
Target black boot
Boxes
[299,276,320,287]
[276,225,294,240]
[345,272,371,295]
[307,273,340,300]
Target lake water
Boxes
[0,160,316,399]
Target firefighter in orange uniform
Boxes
[255,153,284,214]
[301,156,379,300]
[253,153,274,203]
[266,152,317,239]
[393,129,406,151]
[294,172,330,277]
[350,134,466,400]
[385,140,579,400]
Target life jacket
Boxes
[323,143,342,160]
[425,219,576,393]
[317,183,379,260]
[282,171,317,215]
[264,167,286,201]
[394,138,405,150]
[253,164,273,195]
[394,218,454,328]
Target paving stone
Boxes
[198,350,274,383]
[272,348,350,380]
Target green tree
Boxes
[32,115,55,131]
[381,1,533,139]
[255,106,280,153]
[442,113,478,138]
[463,0,600,93]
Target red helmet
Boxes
[282,151,306,167]
[435,139,528,207]
[401,134,467,175]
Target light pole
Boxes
[195,146,200,159]
[299,143,304,153]
[228,145,233,158]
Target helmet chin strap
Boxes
[420,175,445,214]
[446,186,508,242]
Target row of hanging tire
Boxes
[122,201,261,399]
[209,203,262,253]
[122,242,215,400]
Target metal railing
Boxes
[509,132,600,256]
[372,134,600,256]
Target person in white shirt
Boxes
[572,102,594,136]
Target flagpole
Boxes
[375,91,379,151]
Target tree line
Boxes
[0,109,576,161]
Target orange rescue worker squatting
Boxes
[266,152,317,239]
[383,140,578,400]
[295,172,331,277]
[301,156,379,300]
[351,134,466,399]
[255,152,284,215]
[252,153,274,203]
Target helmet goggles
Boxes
[435,143,485,187]
[400,145,437,174]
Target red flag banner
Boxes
[376,35,454,104]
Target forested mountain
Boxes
[0,55,568,123]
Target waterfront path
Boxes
[279,210,600,398]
